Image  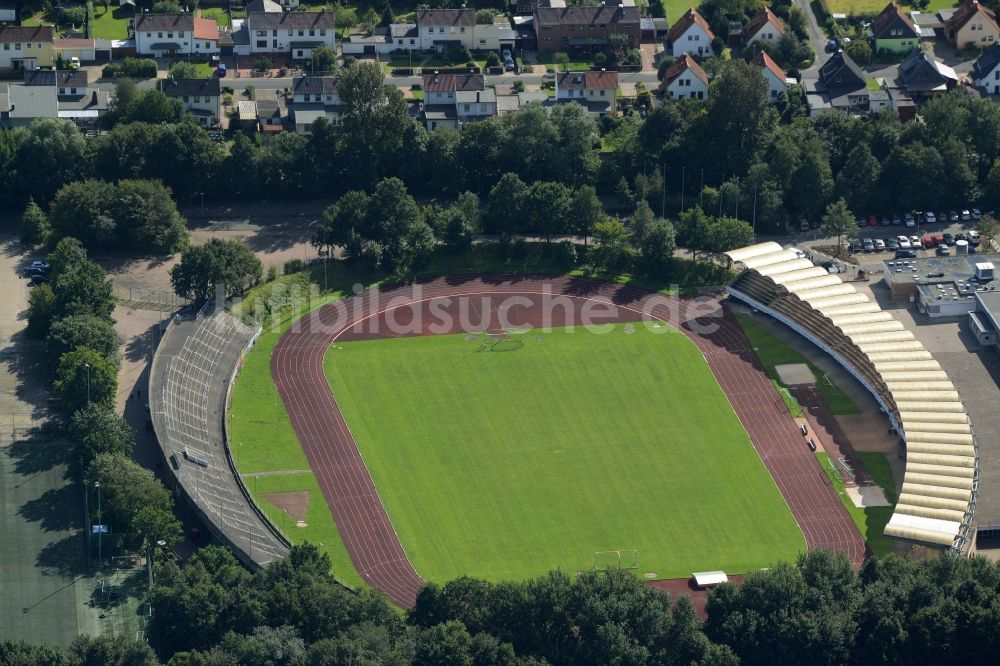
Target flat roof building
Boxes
[884,253,1000,317]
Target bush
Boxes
[168,60,200,79]
[102,57,158,80]
[60,5,87,27]
[446,43,472,64]
[283,258,306,274]
[485,51,501,67]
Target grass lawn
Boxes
[323,325,805,583]
[230,245,738,587]
[661,0,690,22]
[817,452,896,556]
[735,314,860,416]
[828,0,954,13]
[171,60,215,78]
[90,6,130,40]
[200,7,231,28]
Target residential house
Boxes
[554,70,618,115]
[340,28,395,56]
[413,9,515,53]
[161,77,222,126]
[292,75,342,134]
[808,48,869,114]
[665,8,714,58]
[640,17,669,41]
[533,6,641,53]
[752,50,790,101]
[421,73,496,130]
[658,54,709,99]
[245,0,282,12]
[245,11,335,58]
[869,2,920,54]
[388,23,419,51]
[494,84,548,115]
[1,68,108,127]
[0,1,17,22]
[742,6,785,47]
[53,38,96,63]
[0,26,54,71]
[255,98,283,134]
[898,47,957,96]
[415,9,475,51]
[972,42,1000,93]
[944,0,999,49]
[135,13,219,57]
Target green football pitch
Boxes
[322,324,805,582]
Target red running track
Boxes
[271,275,865,608]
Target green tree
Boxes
[311,45,337,74]
[51,255,115,321]
[132,506,183,549]
[820,198,857,253]
[13,118,88,206]
[25,283,56,339]
[47,314,120,365]
[170,239,262,302]
[68,634,158,666]
[54,346,117,412]
[976,214,1000,244]
[677,206,713,257]
[526,181,572,241]
[485,172,528,240]
[707,216,754,254]
[570,185,605,241]
[592,218,631,271]
[86,452,176,538]
[788,143,834,220]
[548,103,599,187]
[112,179,189,253]
[703,60,777,179]
[48,179,117,249]
[312,190,372,258]
[443,192,480,252]
[168,60,199,79]
[69,403,135,469]
[399,220,436,273]
[20,198,50,245]
[834,144,881,214]
[846,39,871,65]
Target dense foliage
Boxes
[4,548,999,665]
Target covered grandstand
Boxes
[149,304,289,568]
[725,242,977,553]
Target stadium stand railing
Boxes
[150,302,289,569]
[725,242,977,555]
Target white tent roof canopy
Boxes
[724,242,976,552]
[692,571,729,587]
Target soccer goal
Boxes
[478,328,526,352]
[593,550,640,571]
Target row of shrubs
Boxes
[102,57,158,80]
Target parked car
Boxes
[502,50,515,71]
[799,217,810,231]
[892,214,902,226]
[938,211,949,224]
[904,213,916,227]
[857,217,867,229]
[880,215,892,226]
[850,239,863,253]
[943,233,955,245]
[897,235,911,249]
[910,235,921,246]
[922,211,937,224]
[949,210,960,222]
[215,63,227,77]
[826,39,839,52]
[972,208,982,220]
[961,209,972,221]
[29,261,51,272]
[969,230,981,245]
[68,56,80,70]
[936,244,951,256]
[921,235,937,248]
[867,214,878,226]
[955,232,968,242]
[896,249,918,258]
[886,238,899,250]
[28,273,47,285]
[863,237,876,252]
[874,238,886,251]
[21,266,45,277]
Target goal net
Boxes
[593,549,640,571]
[478,328,526,352]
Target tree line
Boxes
[24,237,183,557]
[7,60,1000,247]
[3,548,1000,665]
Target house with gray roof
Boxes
[245,11,335,58]
[972,43,1000,94]
[160,77,222,126]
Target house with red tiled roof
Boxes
[135,13,219,56]
[555,70,618,115]
[742,7,785,47]
[945,0,1000,49]
[666,8,715,58]
[868,3,920,54]
[658,54,708,100]
[752,50,790,101]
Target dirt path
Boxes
[272,277,866,607]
